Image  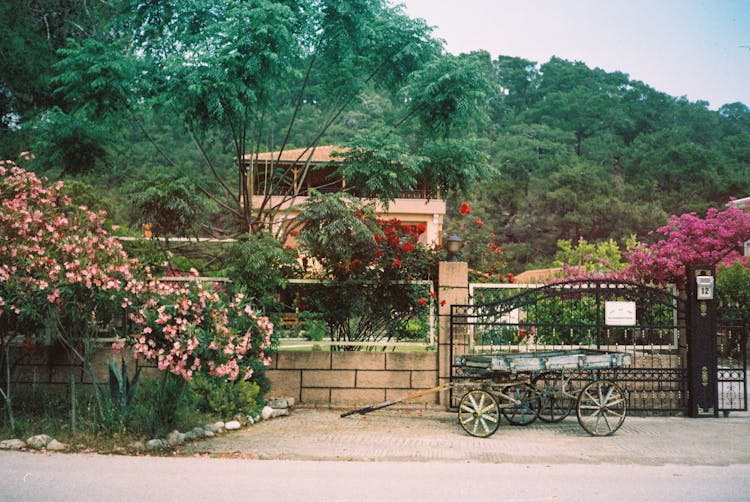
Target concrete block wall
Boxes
[266,351,439,406]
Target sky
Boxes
[400,0,750,109]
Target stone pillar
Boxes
[437,261,469,407]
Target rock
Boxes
[245,416,255,425]
[185,427,205,440]
[267,397,295,409]
[46,440,67,451]
[0,439,26,450]
[129,441,146,452]
[26,434,53,450]
[166,430,185,446]
[233,413,247,426]
[146,439,165,451]
[261,406,274,420]
[271,408,290,418]
[203,430,215,438]
[204,422,224,434]
[224,420,241,431]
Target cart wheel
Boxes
[501,383,541,426]
[576,380,627,436]
[458,389,501,438]
[534,372,577,423]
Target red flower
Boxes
[474,218,484,228]
[459,202,472,215]
[416,297,428,307]
[401,242,415,253]
[392,258,403,268]
[506,273,515,283]
[429,291,436,298]
[416,224,426,234]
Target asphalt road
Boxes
[1,452,749,501]
[2,407,750,501]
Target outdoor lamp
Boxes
[446,234,463,262]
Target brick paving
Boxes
[190,406,750,465]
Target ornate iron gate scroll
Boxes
[449,279,688,414]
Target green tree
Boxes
[125,169,208,239]
[54,0,479,238]
[0,1,112,157]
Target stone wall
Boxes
[266,351,439,406]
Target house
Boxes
[244,145,446,247]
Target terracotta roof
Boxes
[245,145,348,163]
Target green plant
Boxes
[717,260,750,325]
[127,373,198,438]
[106,356,141,416]
[190,373,261,418]
[298,313,327,342]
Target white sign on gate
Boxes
[605,301,636,326]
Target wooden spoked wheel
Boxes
[458,389,501,438]
[576,380,627,436]
[533,372,577,423]
[501,383,541,426]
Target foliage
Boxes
[52,0,446,236]
[716,261,750,326]
[126,373,198,438]
[125,168,208,239]
[295,193,435,347]
[106,355,141,418]
[190,373,261,419]
[3,0,749,272]
[223,233,300,314]
[623,207,750,286]
[554,237,635,277]
[31,108,108,175]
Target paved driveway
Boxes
[187,407,750,465]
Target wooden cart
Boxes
[453,349,631,437]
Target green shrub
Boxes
[126,374,199,437]
[190,373,261,418]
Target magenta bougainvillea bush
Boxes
[623,206,750,286]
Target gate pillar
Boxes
[437,261,468,407]
[686,265,719,417]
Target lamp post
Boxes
[445,234,463,262]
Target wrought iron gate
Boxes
[450,279,748,415]
[717,305,748,414]
[450,279,688,414]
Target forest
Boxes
[2,0,749,274]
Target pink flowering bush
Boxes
[0,160,137,429]
[0,161,275,432]
[125,274,274,383]
[623,207,750,286]
[0,160,135,339]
